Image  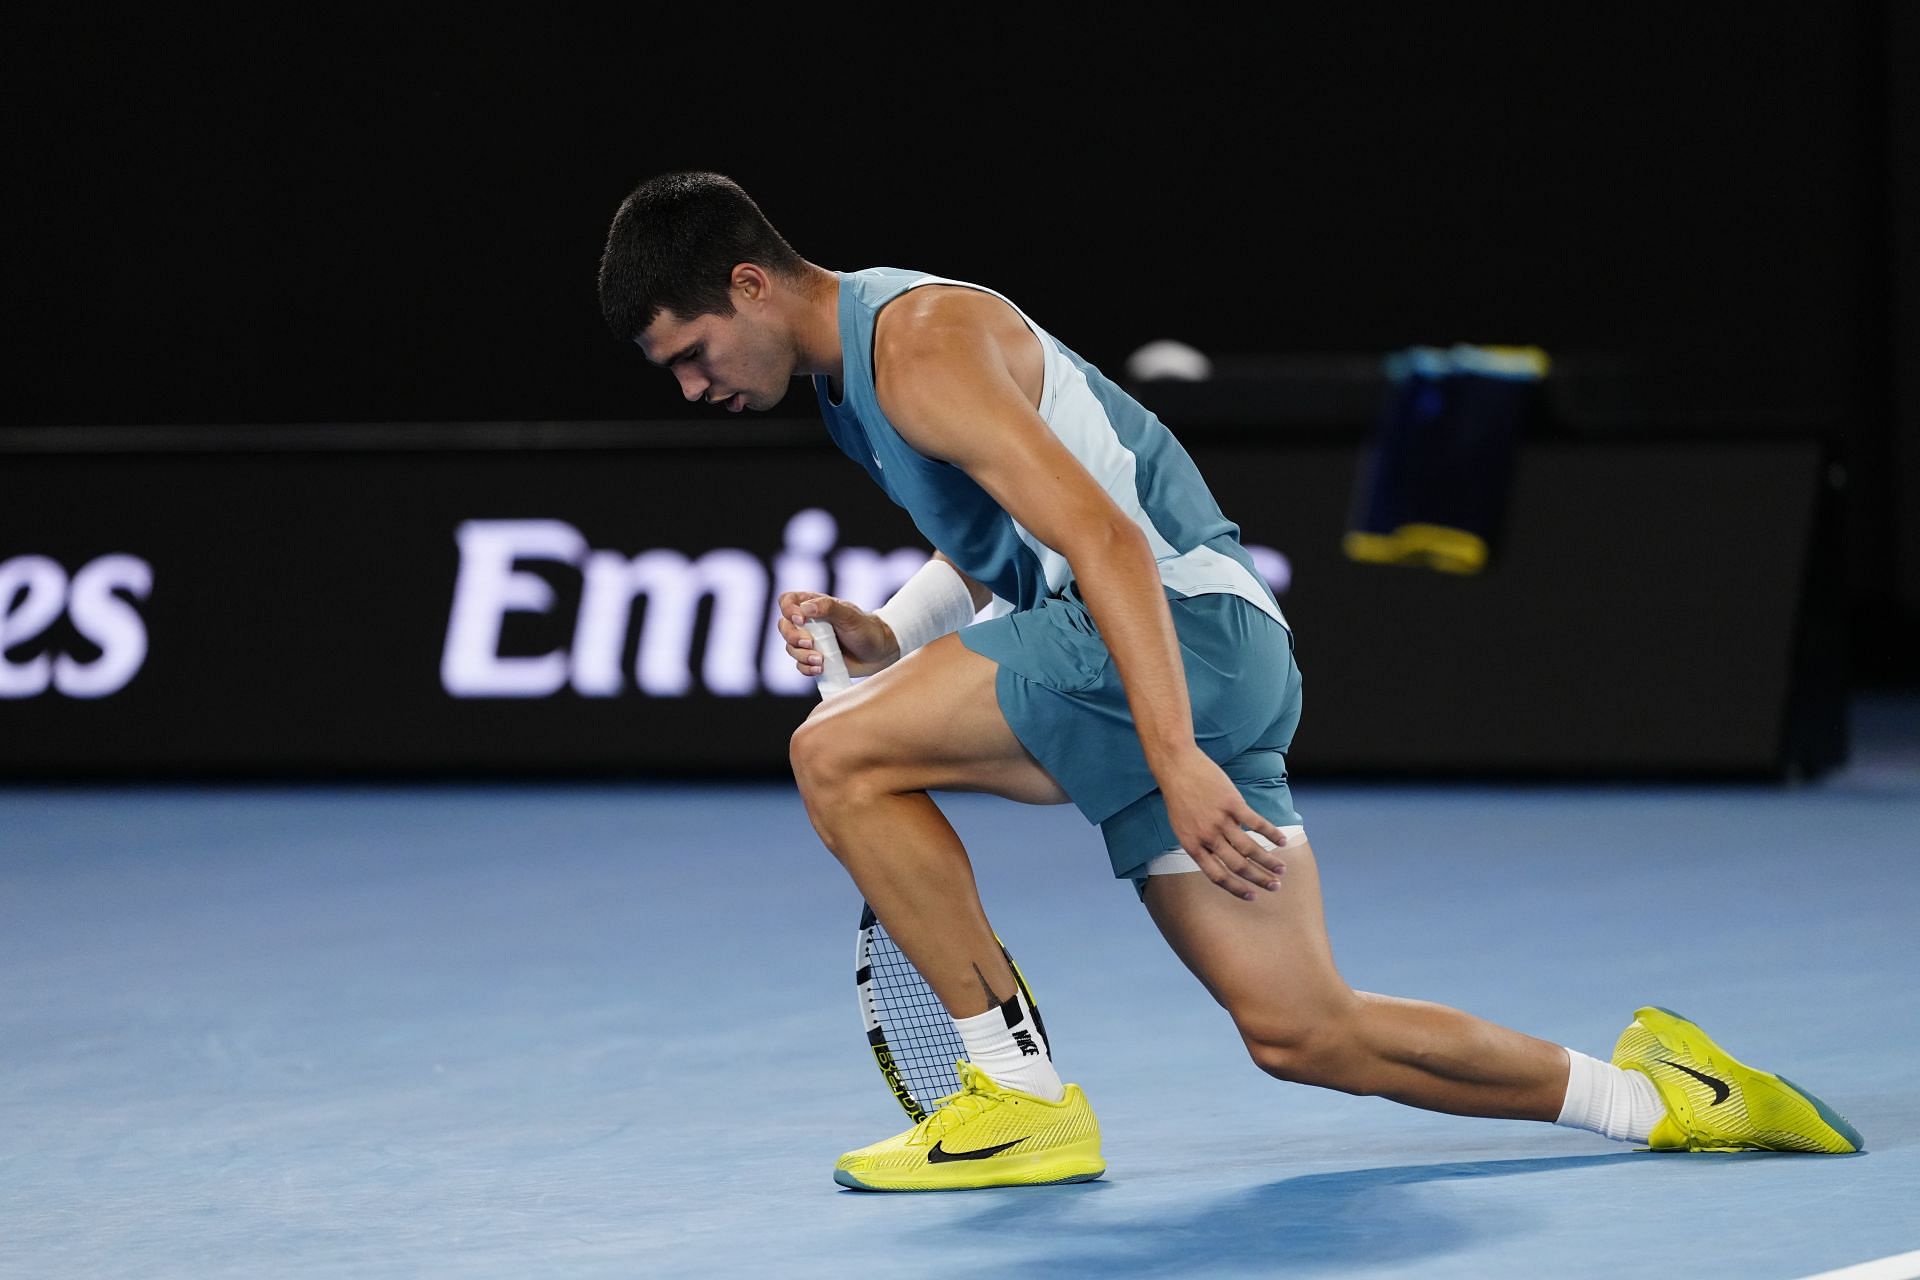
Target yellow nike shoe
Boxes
[834,1060,1105,1191]
[1612,1006,1864,1153]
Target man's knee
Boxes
[1244,1024,1354,1091]
[1239,999,1367,1092]
[788,711,833,794]
[790,712,900,848]
[790,712,866,805]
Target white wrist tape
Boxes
[876,558,978,658]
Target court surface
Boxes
[4,698,1916,1279]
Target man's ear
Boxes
[732,262,772,303]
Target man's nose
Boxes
[675,368,708,401]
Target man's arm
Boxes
[872,289,1287,898]
[777,549,985,679]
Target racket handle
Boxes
[804,619,852,700]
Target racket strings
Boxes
[867,922,967,1109]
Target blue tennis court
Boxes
[4,698,1915,1278]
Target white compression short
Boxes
[1141,825,1307,876]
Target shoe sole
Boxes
[834,1162,1106,1192]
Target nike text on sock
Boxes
[1555,1047,1665,1143]
[953,987,1065,1102]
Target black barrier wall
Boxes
[0,426,1842,779]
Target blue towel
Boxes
[1345,344,1548,574]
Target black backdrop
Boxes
[6,4,1916,680]
[7,7,1888,427]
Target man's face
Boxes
[637,304,791,414]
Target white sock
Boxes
[953,987,1064,1102]
[1555,1047,1666,1142]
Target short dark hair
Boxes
[597,171,807,341]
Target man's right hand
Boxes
[777,592,900,678]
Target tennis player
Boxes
[597,172,1862,1191]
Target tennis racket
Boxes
[805,618,1047,1122]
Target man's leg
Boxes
[1143,837,1571,1120]
[798,634,1109,1190]
[788,632,1068,1019]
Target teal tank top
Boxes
[811,267,1286,628]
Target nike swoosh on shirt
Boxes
[927,1138,1024,1163]
[1663,1059,1733,1105]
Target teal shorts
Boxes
[958,580,1304,888]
